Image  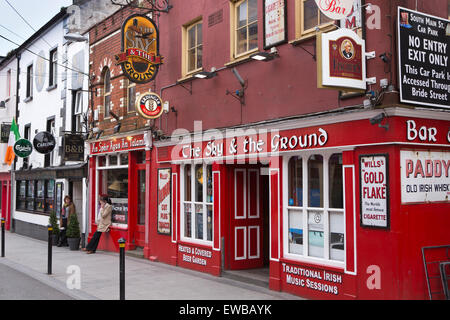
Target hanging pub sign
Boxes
[1,124,11,143]
[33,131,56,154]
[63,133,85,161]
[157,168,171,235]
[317,28,366,92]
[315,0,354,20]
[136,92,164,119]
[360,154,390,229]
[115,14,163,84]
[263,0,287,49]
[397,7,450,109]
[14,139,33,158]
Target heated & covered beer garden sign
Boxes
[116,14,163,84]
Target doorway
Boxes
[225,165,270,275]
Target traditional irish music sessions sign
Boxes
[115,14,163,84]
[398,7,449,109]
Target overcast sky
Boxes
[0,0,72,56]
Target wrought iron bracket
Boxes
[110,0,172,14]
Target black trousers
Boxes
[58,218,68,246]
[86,231,103,252]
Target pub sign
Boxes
[115,14,163,84]
[63,133,85,161]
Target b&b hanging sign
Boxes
[115,14,163,84]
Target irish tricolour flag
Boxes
[4,118,20,166]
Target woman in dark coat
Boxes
[58,195,75,247]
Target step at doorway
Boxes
[221,267,270,288]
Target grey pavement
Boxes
[0,232,300,300]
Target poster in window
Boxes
[111,198,128,227]
[360,154,389,229]
[157,168,171,235]
[263,0,287,49]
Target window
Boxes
[285,153,344,265]
[186,21,203,74]
[45,118,55,167]
[127,80,136,113]
[26,65,33,99]
[295,0,334,39]
[182,163,213,243]
[23,124,31,169]
[6,69,11,98]
[49,48,58,87]
[74,91,83,132]
[232,0,258,58]
[103,68,111,118]
[16,180,56,214]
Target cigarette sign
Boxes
[401,150,450,203]
[360,155,389,228]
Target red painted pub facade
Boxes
[86,0,450,300]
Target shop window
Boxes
[120,153,129,166]
[46,180,55,213]
[138,170,146,225]
[103,68,111,118]
[182,163,213,244]
[285,153,344,264]
[136,150,146,164]
[36,180,45,212]
[16,179,55,215]
[230,0,258,60]
[26,180,35,211]
[17,181,27,211]
[295,0,334,40]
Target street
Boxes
[0,263,72,300]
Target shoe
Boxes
[82,248,87,251]
[86,251,95,254]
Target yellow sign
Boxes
[115,14,163,84]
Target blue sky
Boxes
[0,0,72,56]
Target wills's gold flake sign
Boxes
[116,14,163,84]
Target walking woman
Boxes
[84,195,112,254]
[58,195,75,247]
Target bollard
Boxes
[1,218,5,258]
[47,225,53,275]
[118,238,126,300]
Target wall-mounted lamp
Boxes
[64,33,89,42]
[194,67,217,79]
[250,47,279,62]
[113,123,121,134]
[96,130,104,140]
[369,113,389,131]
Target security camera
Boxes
[369,113,385,125]
[232,68,245,87]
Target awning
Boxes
[15,163,87,180]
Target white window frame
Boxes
[75,91,84,132]
[180,162,214,246]
[282,150,345,269]
[127,79,136,113]
[6,69,11,99]
[103,68,111,118]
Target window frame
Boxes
[294,0,336,41]
[180,163,214,246]
[283,151,345,269]
[49,48,58,88]
[181,18,203,78]
[229,0,259,61]
[16,179,55,215]
[126,79,136,113]
[6,69,11,99]
[26,64,33,100]
[103,68,111,119]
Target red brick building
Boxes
[86,0,450,300]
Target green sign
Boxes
[14,139,33,158]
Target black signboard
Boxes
[63,134,85,161]
[33,131,56,154]
[111,198,128,226]
[1,124,10,143]
[398,7,450,109]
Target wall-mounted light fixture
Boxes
[113,123,122,134]
[250,47,279,62]
[96,130,104,140]
[194,67,218,79]
[64,33,88,42]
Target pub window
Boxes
[186,20,203,75]
[26,64,33,99]
[231,0,258,58]
[46,180,55,213]
[285,153,344,264]
[49,48,58,87]
[295,0,334,40]
[127,80,136,113]
[26,180,35,211]
[182,163,213,243]
[17,181,27,211]
[36,180,46,212]
[103,68,111,118]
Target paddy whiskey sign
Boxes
[116,14,163,84]
[398,7,450,109]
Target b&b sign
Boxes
[63,134,85,161]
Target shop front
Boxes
[88,132,150,252]
[0,172,11,231]
[149,107,450,299]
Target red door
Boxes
[229,167,264,270]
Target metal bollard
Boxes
[118,238,126,300]
[47,225,53,275]
[1,218,5,258]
